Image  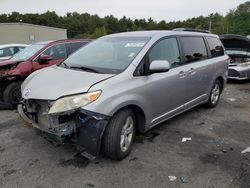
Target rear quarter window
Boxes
[206,37,225,57]
[180,36,208,63]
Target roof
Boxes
[33,39,92,45]
[0,44,29,49]
[0,22,67,31]
[105,30,218,38]
[220,34,250,50]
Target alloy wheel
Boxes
[120,116,134,152]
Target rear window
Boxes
[180,37,208,63]
[206,37,224,57]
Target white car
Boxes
[0,44,28,61]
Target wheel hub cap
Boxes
[120,116,134,152]
[211,83,220,104]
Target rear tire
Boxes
[102,109,136,160]
[206,80,222,108]
[3,81,22,106]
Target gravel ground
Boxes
[0,82,250,188]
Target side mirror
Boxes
[38,54,52,64]
[149,60,170,74]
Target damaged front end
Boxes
[18,99,110,160]
[228,54,250,80]
[220,34,250,80]
[0,62,22,101]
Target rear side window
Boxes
[67,42,88,56]
[70,42,85,52]
[206,37,224,57]
[180,37,208,63]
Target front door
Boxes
[144,37,191,125]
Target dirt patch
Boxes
[135,131,160,143]
[28,159,39,167]
[3,169,18,177]
[239,87,250,92]
[58,153,90,168]
[84,183,95,188]
[215,120,250,144]
[199,150,250,188]
[0,118,20,131]
[233,103,248,109]
[0,146,5,153]
[229,156,250,188]
[11,130,37,143]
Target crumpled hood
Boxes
[22,66,114,100]
[0,60,21,75]
[0,59,19,66]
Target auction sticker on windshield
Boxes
[125,43,145,47]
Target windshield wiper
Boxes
[70,66,101,73]
[61,62,69,69]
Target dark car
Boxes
[220,35,250,80]
[0,39,91,107]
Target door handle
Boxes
[187,68,196,75]
[178,71,186,78]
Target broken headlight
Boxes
[48,90,101,114]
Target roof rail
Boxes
[173,28,211,34]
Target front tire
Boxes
[3,81,22,106]
[206,80,222,108]
[102,109,135,160]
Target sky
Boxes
[0,0,248,22]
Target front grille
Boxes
[228,69,239,77]
[24,99,78,131]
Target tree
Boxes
[0,1,249,38]
[90,26,107,38]
[226,2,250,35]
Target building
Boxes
[0,22,67,44]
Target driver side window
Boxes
[41,43,67,60]
[148,38,181,68]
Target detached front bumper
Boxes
[18,103,110,160]
[228,65,250,80]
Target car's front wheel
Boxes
[3,81,22,107]
[102,109,135,160]
[206,80,222,108]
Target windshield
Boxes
[11,44,45,61]
[63,36,150,74]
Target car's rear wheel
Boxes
[206,80,222,108]
[3,81,22,106]
[102,109,135,160]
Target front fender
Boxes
[83,93,151,125]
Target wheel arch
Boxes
[110,104,146,134]
[216,76,224,91]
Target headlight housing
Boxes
[48,90,101,114]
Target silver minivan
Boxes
[18,31,229,160]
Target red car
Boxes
[0,39,91,107]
